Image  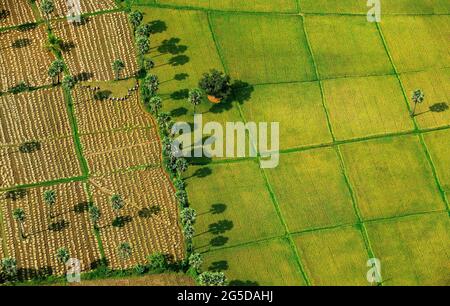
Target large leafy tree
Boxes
[199,69,231,101]
[62,75,76,90]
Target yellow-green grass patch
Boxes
[341,135,445,219]
[80,79,138,98]
[300,0,450,14]
[210,13,316,84]
[137,7,223,95]
[293,226,369,286]
[202,238,305,286]
[265,147,357,232]
[366,213,450,286]
[239,82,333,150]
[400,68,450,129]
[381,16,450,73]
[305,16,393,79]
[185,161,284,251]
[154,0,298,13]
[423,129,450,192]
[323,75,414,140]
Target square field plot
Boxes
[155,0,298,13]
[89,168,184,270]
[0,26,54,92]
[381,16,450,72]
[366,213,450,286]
[239,82,332,150]
[202,238,305,286]
[322,75,414,140]
[0,0,36,28]
[54,12,138,82]
[294,226,369,286]
[210,13,316,84]
[400,68,450,130]
[340,135,445,220]
[265,147,357,232]
[423,129,450,192]
[185,161,284,251]
[138,7,223,95]
[300,0,450,14]
[305,16,393,79]
[0,181,101,279]
[36,0,116,19]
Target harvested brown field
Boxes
[36,0,117,19]
[0,181,102,279]
[0,0,36,28]
[0,26,54,92]
[54,12,138,82]
[67,273,195,286]
[89,167,184,270]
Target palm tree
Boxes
[149,95,162,115]
[110,194,124,218]
[411,89,425,117]
[188,253,203,272]
[117,242,132,268]
[129,11,143,31]
[45,33,63,54]
[89,205,101,229]
[43,190,56,219]
[136,36,150,55]
[188,88,203,115]
[175,157,188,177]
[62,75,76,90]
[181,207,196,226]
[40,0,55,26]
[48,60,64,85]
[183,223,195,241]
[56,247,70,273]
[198,271,227,286]
[1,258,18,281]
[143,74,159,97]
[12,208,26,240]
[112,59,125,81]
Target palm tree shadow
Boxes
[208,260,229,272]
[414,102,449,117]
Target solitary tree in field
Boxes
[89,205,101,229]
[129,11,143,31]
[181,207,196,226]
[62,75,76,90]
[149,95,162,115]
[198,271,227,286]
[199,69,231,102]
[12,208,26,240]
[48,60,64,85]
[56,247,70,272]
[411,89,425,117]
[175,157,188,177]
[43,190,57,219]
[110,194,125,218]
[117,242,132,268]
[188,252,203,272]
[188,88,203,115]
[1,258,18,281]
[136,35,150,55]
[112,59,125,81]
[40,0,55,26]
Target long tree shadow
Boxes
[48,219,70,232]
[11,38,31,49]
[112,215,133,228]
[229,280,260,286]
[156,37,187,55]
[170,106,188,117]
[210,235,229,247]
[414,102,449,117]
[4,189,27,201]
[208,260,229,272]
[149,20,167,34]
[198,203,226,216]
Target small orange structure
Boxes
[208,95,222,104]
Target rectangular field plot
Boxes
[0,26,55,92]
[293,226,369,286]
[239,82,332,150]
[265,148,357,232]
[300,0,450,14]
[202,238,305,286]
[155,0,298,13]
[0,137,82,189]
[381,16,450,72]
[305,16,393,79]
[0,88,72,145]
[81,128,162,176]
[366,213,450,286]
[0,181,101,280]
[400,68,450,129]
[0,0,36,28]
[322,75,414,140]
[54,12,138,82]
[185,162,284,251]
[89,168,184,270]
[340,136,445,220]
[36,0,116,19]
[423,129,450,192]
[138,7,223,95]
[210,13,316,84]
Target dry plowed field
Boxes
[36,0,117,19]
[0,0,36,28]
